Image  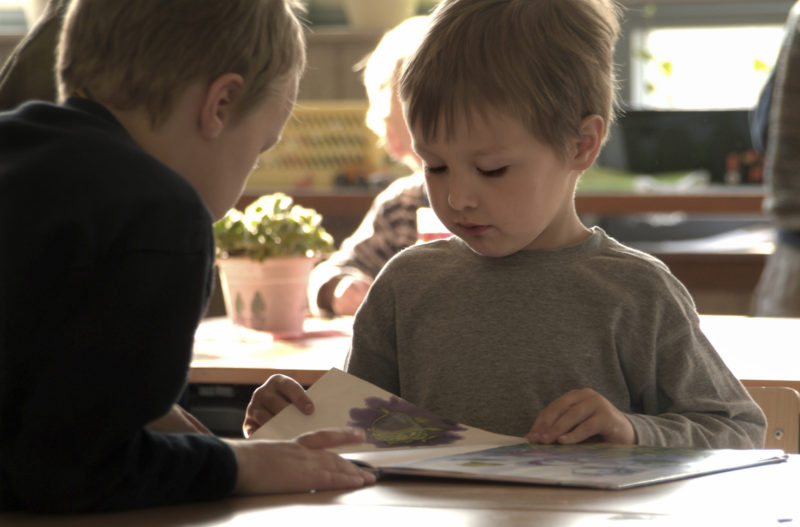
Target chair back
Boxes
[746,385,800,453]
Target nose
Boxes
[446,171,479,211]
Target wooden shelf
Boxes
[239,188,766,218]
[575,190,765,216]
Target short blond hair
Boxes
[400,0,621,160]
[361,16,429,140]
[57,0,306,127]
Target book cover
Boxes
[252,368,787,489]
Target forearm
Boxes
[627,410,766,448]
[308,261,372,314]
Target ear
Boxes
[571,114,605,171]
[198,73,245,140]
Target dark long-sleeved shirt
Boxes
[0,98,236,512]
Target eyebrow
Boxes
[414,143,512,158]
[472,146,511,157]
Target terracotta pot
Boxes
[216,256,318,336]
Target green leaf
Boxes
[214,192,334,260]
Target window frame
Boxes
[616,1,794,108]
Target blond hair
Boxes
[360,16,429,140]
[400,0,621,160]
[57,0,306,127]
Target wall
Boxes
[299,30,380,100]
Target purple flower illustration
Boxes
[348,396,467,448]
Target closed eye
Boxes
[424,165,447,175]
[478,166,508,177]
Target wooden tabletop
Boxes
[3,455,797,525]
[190,316,352,386]
[190,314,800,390]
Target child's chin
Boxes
[462,239,517,258]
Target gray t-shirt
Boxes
[346,228,765,448]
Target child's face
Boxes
[204,77,298,219]
[411,109,588,257]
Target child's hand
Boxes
[525,388,635,445]
[332,275,371,316]
[224,428,375,495]
[243,374,314,438]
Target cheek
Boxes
[424,176,448,207]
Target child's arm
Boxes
[526,388,635,445]
[242,374,314,438]
[330,275,372,316]
[308,174,424,316]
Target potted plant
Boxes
[213,193,334,336]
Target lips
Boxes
[456,222,490,235]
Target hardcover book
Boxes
[251,368,787,489]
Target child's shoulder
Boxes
[592,228,691,295]
[595,230,671,272]
[383,236,461,271]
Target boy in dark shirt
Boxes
[0,0,373,513]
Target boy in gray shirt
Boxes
[344,0,765,448]
[250,0,765,449]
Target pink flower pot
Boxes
[216,256,318,337]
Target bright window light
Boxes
[632,25,785,110]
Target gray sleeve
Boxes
[344,264,402,395]
[623,296,766,448]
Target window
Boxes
[618,1,794,110]
[0,0,41,34]
[630,25,784,110]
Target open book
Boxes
[252,368,788,490]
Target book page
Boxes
[251,369,787,488]
[382,442,788,489]
[251,368,522,456]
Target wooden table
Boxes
[190,314,800,389]
[190,316,352,386]
[3,455,798,525]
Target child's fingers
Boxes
[527,389,590,442]
[540,394,636,445]
[295,427,367,450]
[242,407,274,438]
[248,375,313,417]
[537,406,594,443]
[270,374,315,413]
[555,415,602,444]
